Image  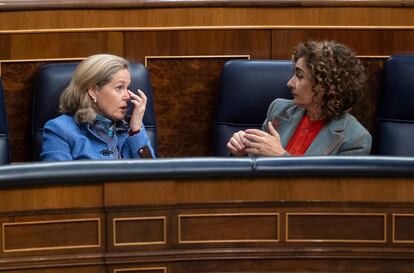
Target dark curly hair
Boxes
[292,40,366,121]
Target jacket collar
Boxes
[84,115,129,142]
[277,105,305,147]
[276,106,348,155]
[94,115,129,132]
[306,115,347,155]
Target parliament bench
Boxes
[0,156,414,272]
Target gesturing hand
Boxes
[128,89,147,131]
[243,121,286,156]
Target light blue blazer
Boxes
[41,114,155,161]
[263,99,372,155]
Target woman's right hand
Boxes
[128,89,147,131]
[243,121,286,156]
[227,130,248,156]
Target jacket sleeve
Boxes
[126,123,156,159]
[338,124,372,155]
[41,120,74,161]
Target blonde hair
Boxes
[59,54,130,123]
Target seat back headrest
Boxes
[213,60,293,156]
[379,55,414,120]
[376,55,414,156]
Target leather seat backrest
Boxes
[0,78,11,164]
[32,62,157,161]
[213,60,293,156]
[376,55,414,156]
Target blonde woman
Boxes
[41,54,155,161]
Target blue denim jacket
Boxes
[41,114,155,161]
[263,99,372,155]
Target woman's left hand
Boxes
[243,121,286,156]
[128,89,147,131]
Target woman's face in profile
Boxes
[287,57,317,110]
[92,68,132,121]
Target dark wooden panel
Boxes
[1,61,47,162]
[2,7,414,31]
[0,34,11,60]
[8,32,124,59]
[113,217,165,246]
[358,59,383,139]
[270,29,414,59]
[147,57,247,157]
[272,29,414,60]
[3,218,101,252]
[287,213,386,242]
[271,29,399,59]
[179,213,278,243]
[393,214,414,243]
[125,30,271,62]
[107,209,173,252]
[389,30,414,54]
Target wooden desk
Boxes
[0,158,414,272]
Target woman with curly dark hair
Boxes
[227,40,372,156]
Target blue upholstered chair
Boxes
[32,62,158,161]
[213,60,293,156]
[376,55,414,156]
[0,78,11,164]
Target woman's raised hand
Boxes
[128,89,147,131]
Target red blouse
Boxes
[285,115,325,156]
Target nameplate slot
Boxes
[113,216,166,246]
[286,213,386,243]
[179,213,279,243]
[2,218,101,252]
[393,214,414,243]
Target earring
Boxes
[93,98,97,103]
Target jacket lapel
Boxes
[305,117,345,155]
[277,106,305,147]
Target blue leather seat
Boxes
[32,62,158,161]
[213,60,293,156]
[0,78,11,164]
[376,55,414,156]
